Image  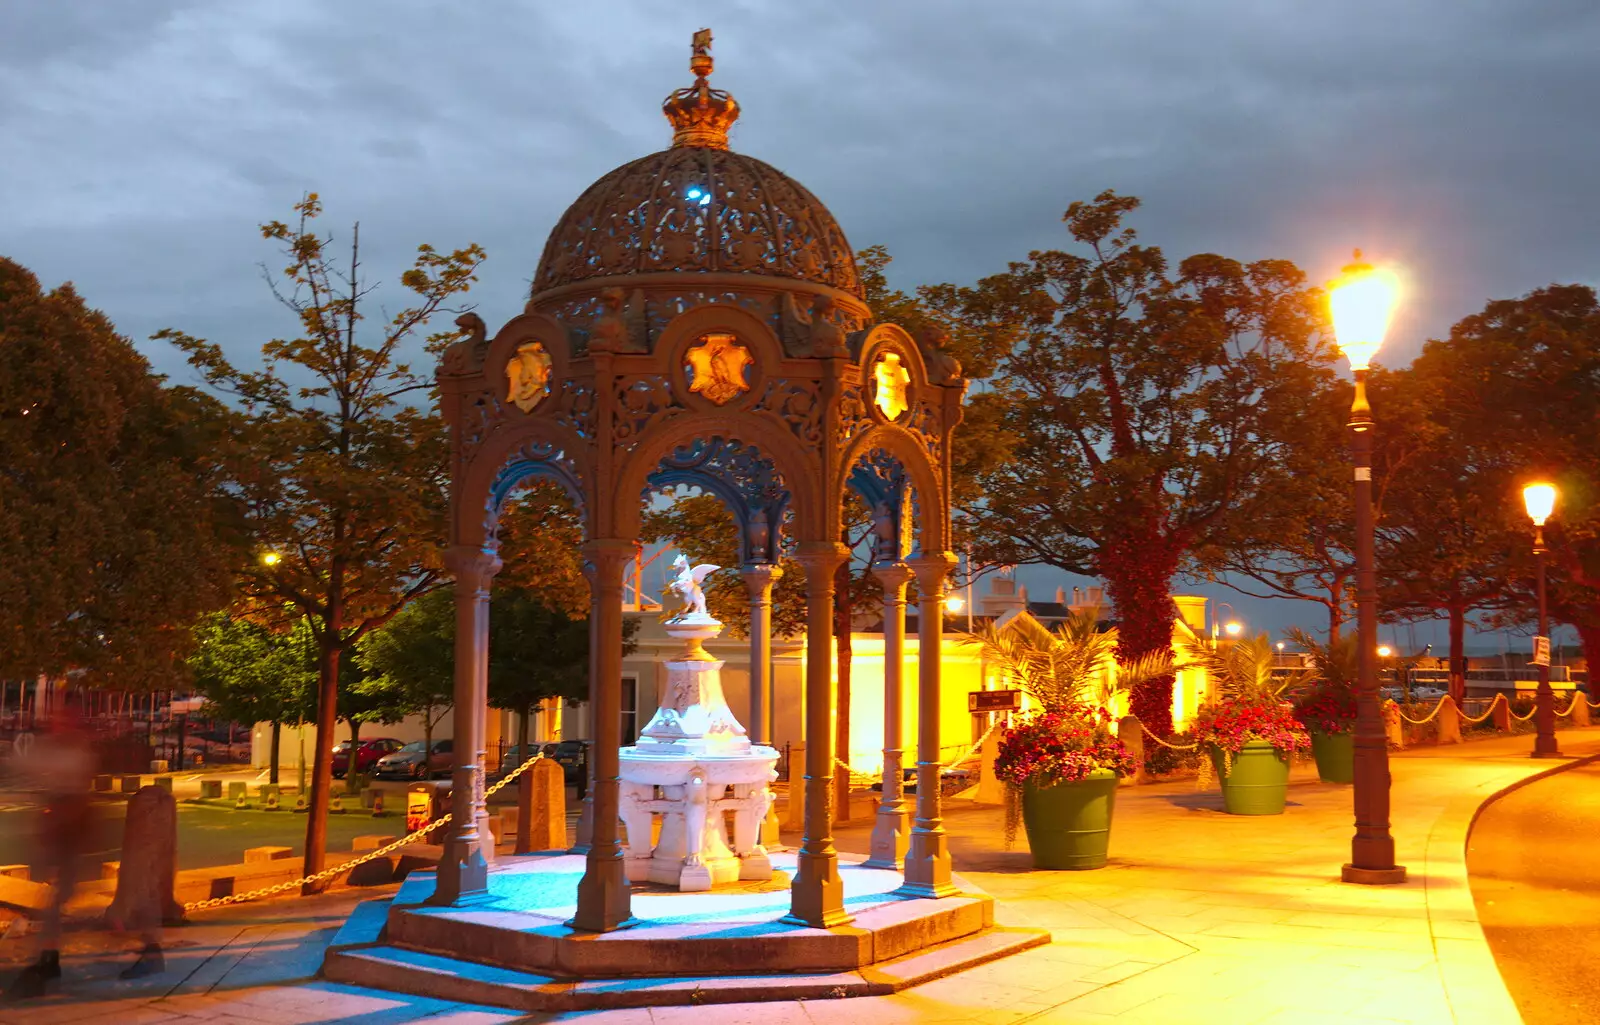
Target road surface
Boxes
[1468,759,1600,1025]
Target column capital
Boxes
[740,562,784,592]
[870,561,914,593]
[794,540,850,576]
[581,538,636,574]
[444,545,503,583]
[907,551,958,591]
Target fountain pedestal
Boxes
[619,615,779,891]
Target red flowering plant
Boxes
[1285,628,1358,736]
[1294,685,1357,735]
[994,701,1136,845]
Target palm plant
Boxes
[1181,632,1303,706]
[1284,628,1359,693]
[970,606,1176,714]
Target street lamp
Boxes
[1329,251,1406,885]
[261,550,282,567]
[1522,482,1561,758]
[1224,620,1243,638]
[944,594,965,614]
[1211,602,1237,646]
[1377,645,1392,658]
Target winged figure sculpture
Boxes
[661,554,720,622]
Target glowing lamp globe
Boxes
[261,551,281,567]
[1377,645,1392,658]
[1523,483,1557,527]
[944,595,965,614]
[1328,254,1400,372]
[1224,621,1242,637]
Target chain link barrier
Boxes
[1138,720,1200,752]
[181,751,546,914]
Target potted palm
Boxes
[1286,630,1358,783]
[1184,634,1310,815]
[974,608,1171,869]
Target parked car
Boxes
[1380,686,1448,704]
[374,739,453,780]
[550,740,589,786]
[494,742,563,779]
[333,737,404,778]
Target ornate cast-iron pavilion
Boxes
[434,30,968,932]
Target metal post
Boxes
[1532,529,1561,757]
[865,562,913,869]
[1343,370,1406,885]
[901,551,958,898]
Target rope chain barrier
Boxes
[1138,720,1200,752]
[832,718,1004,782]
[181,750,546,914]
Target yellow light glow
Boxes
[944,595,965,613]
[1277,642,1286,652]
[1224,621,1242,637]
[1522,482,1557,527]
[261,551,282,566]
[1328,253,1401,372]
[1377,645,1393,658]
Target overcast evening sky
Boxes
[5,1,1596,653]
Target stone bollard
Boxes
[1118,716,1149,784]
[518,758,567,854]
[1492,695,1512,732]
[120,775,143,794]
[1437,697,1463,744]
[973,728,1004,805]
[1383,700,1405,749]
[93,774,113,793]
[259,783,281,803]
[243,846,293,864]
[153,777,174,795]
[783,742,806,831]
[1572,697,1592,728]
[149,760,169,774]
[199,780,223,800]
[227,781,248,801]
[104,786,184,935]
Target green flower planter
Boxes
[1208,740,1290,815]
[1308,730,1355,784]
[1021,768,1118,870]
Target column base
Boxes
[1530,748,1565,759]
[899,823,955,898]
[786,847,853,928]
[862,799,911,870]
[1341,863,1408,885]
[568,846,636,932]
[429,839,489,905]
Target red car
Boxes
[332,737,403,778]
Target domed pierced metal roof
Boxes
[531,31,861,300]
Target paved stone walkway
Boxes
[4,727,1595,1025]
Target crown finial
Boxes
[663,28,740,150]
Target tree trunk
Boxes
[1448,603,1468,707]
[422,704,434,762]
[833,551,853,823]
[1327,596,1344,643]
[1100,531,1181,737]
[301,634,342,891]
[345,717,363,794]
[268,721,281,785]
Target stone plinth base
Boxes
[321,851,1046,1013]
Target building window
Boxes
[620,676,639,746]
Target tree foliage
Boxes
[156,192,486,879]
[943,192,1335,734]
[187,612,317,726]
[0,257,241,689]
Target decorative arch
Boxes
[452,419,594,550]
[836,423,948,555]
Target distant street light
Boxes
[1329,250,1405,885]
[1277,641,1286,653]
[1522,482,1561,758]
[1224,621,1243,638]
[944,594,964,614]
[1210,601,1237,646]
[261,551,282,567]
[1377,645,1392,658]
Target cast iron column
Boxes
[901,551,958,897]
[1342,371,1406,885]
[1531,527,1561,757]
[864,561,913,870]
[570,540,636,931]
[741,563,782,745]
[786,541,852,928]
[432,546,501,904]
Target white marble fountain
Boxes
[618,556,780,891]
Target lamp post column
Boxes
[1531,528,1561,757]
[1343,371,1406,885]
[865,561,913,870]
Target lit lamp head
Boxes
[1328,251,1401,374]
[944,594,965,614]
[1522,483,1556,527]
[1377,645,1393,658]
[260,551,281,567]
[1224,621,1242,638]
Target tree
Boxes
[0,258,241,690]
[495,480,590,618]
[156,193,486,885]
[1406,285,1600,677]
[487,593,609,755]
[186,613,317,784]
[950,192,1333,735]
[357,591,455,760]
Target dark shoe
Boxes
[3,954,57,1002]
[120,945,164,980]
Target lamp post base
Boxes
[1530,749,1565,759]
[1342,863,1407,886]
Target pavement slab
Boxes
[3,726,1595,1024]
